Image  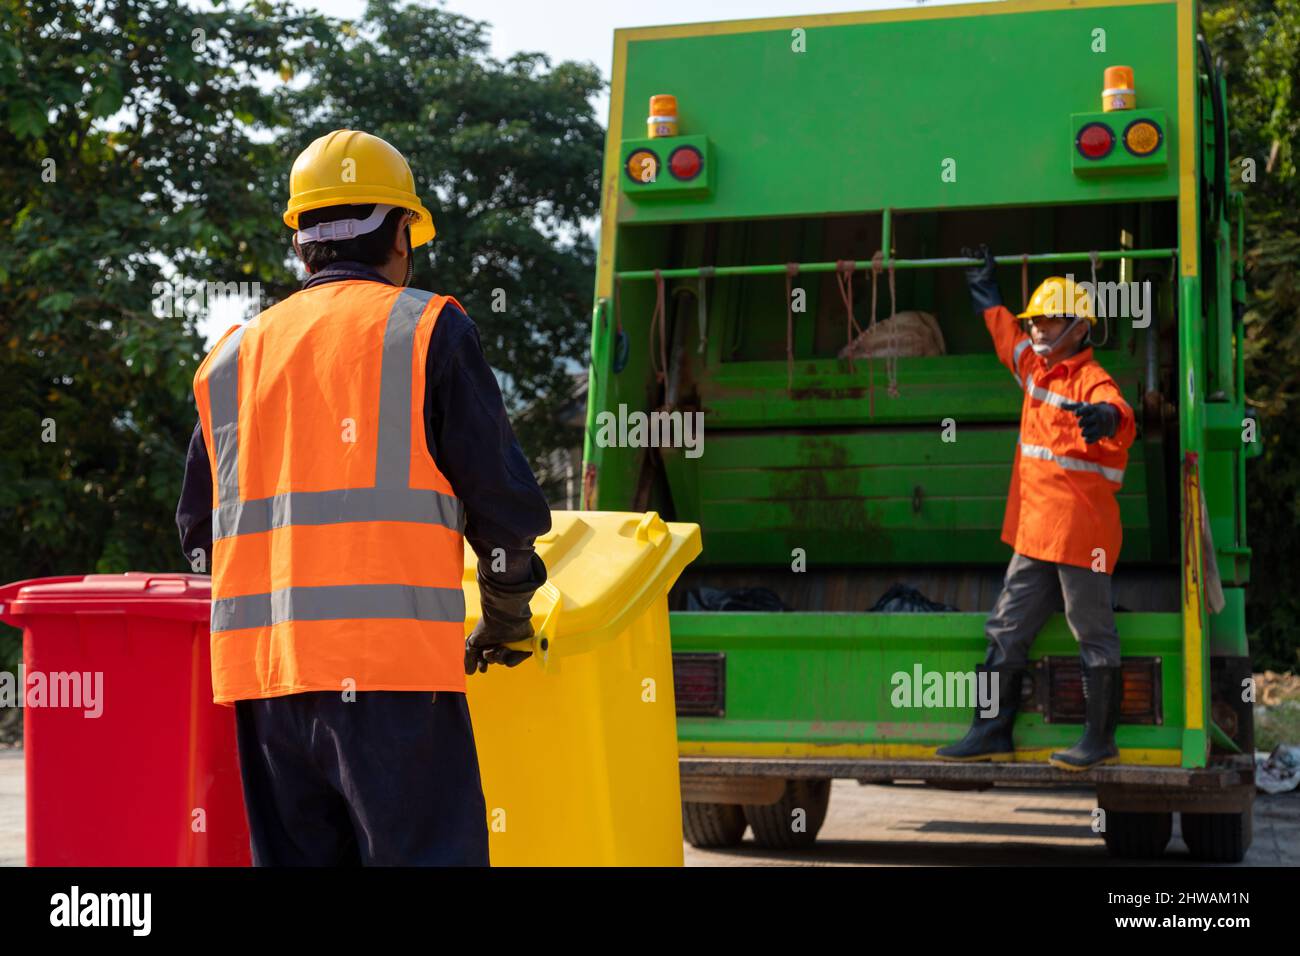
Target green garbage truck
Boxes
[581,0,1256,861]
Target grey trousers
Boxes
[984,552,1121,669]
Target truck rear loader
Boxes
[582,0,1255,861]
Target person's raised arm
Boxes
[964,245,1031,383]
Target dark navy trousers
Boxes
[233,690,490,866]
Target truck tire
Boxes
[1101,810,1173,859]
[682,802,748,848]
[743,779,831,850]
[1181,807,1252,863]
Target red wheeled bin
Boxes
[0,573,249,866]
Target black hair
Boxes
[296,203,406,272]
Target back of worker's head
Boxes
[296,203,407,273]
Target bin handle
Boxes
[500,582,561,669]
[634,511,668,545]
[530,583,562,668]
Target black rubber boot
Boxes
[1050,665,1122,771]
[935,666,1024,761]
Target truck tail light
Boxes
[1123,118,1163,156]
[624,148,659,184]
[673,652,726,717]
[1040,657,1162,724]
[1076,122,1116,160]
[668,145,703,181]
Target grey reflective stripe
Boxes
[1011,338,1031,386]
[206,288,463,540]
[211,584,466,632]
[1025,375,1074,409]
[213,486,462,540]
[1018,439,1125,483]
[376,289,434,488]
[207,327,247,501]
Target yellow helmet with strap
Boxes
[1017,276,1097,325]
[283,130,436,247]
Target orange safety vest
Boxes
[984,305,1136,572]
[193,281,468,704]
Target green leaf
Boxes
[38,292,75,314]
[7,98,47,139]
[90,73,124,119]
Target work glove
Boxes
[465,554,547,675]
[1064,401,1120,444]
[961,244,1003,315]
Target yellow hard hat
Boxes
[1017,276,1097,324]
[283,130,436,247]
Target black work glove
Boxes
[961,244,1002,315]
[465,554,547,675]
[1065,401,1120,444]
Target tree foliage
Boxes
[1204,0,1300,670]
[0,0,603,672]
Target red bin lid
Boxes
[0,573,212,623]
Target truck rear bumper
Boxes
[680,755,1255,809]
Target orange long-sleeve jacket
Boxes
[984,305,1136,572]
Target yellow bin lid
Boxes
[462,510,701,667]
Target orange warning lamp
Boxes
[1102,65,1135,112]
[647,95,679,138]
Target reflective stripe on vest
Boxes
[211,583,466,633]
[1018,438,1125,483]
[204,287,466,633]
[1024,374,1074,409]
[1011,338,1032,387]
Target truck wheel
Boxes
[682,802,748,848]
[1101,810,1173,859]
[743,779,831,850]
[1181,807,1252,863]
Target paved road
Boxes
[0,749,22,867]
[1,749,1294,866]
[684,779,1300,866]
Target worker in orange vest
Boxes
[176,130,552,865]
[938,246,1136,771]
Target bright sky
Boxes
[305,0,993,119]
[200,0,997,342]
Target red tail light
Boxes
[1076,122,1116,159]
[673,653,726,717]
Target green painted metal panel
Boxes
[660,395,1154,565]
[691,352,1147,427]
[671,610,1184,750]
[618,4,1180,224]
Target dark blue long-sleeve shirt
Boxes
[176,261,551,587]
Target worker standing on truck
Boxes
[175,129,552,865]
[937,245,1135,771]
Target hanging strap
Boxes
[785,262,800,391]
[1088,249,1109,347]
[1021,253,1030,313]
[650,269,667,385]
[697,266,714,358]
[836,259,861,374]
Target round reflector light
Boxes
[1123,119,1162,157]
[1076,122,1115,160]
[668,145,703,181]
[625,149,659,184]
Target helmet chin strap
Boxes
[401,224,414,287]
[1031,315,1087,359]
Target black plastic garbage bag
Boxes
[685,586,787,612]
[869,584,958,613]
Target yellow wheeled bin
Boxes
[464,510,700,866]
